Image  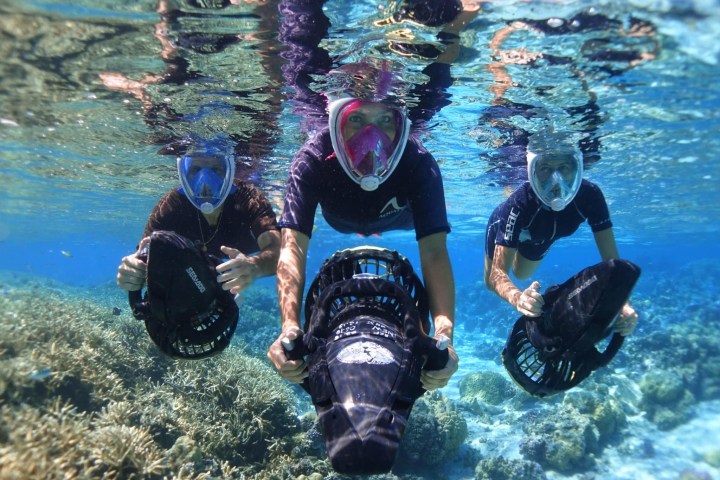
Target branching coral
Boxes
[0,278,315,479]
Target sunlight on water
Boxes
[1,0,718,244]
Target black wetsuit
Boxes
[278,129,449,239]
[485,180,612,261]
[143,181,278,256]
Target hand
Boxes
[515,281,544,317]
[614,303,639,336]
[116,237,150,292]
[421,344,459,391]
[216,246,259,294]
[267,327,308,384]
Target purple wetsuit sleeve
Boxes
[278,143,322,237]
[408,144,451,240]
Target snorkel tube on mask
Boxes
[325,58,412,192]
[526,132,583,212]
[177,139,236,214]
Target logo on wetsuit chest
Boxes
[379,197,407,218]
[504,207,519,241]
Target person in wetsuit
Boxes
[117,152,280,296]
[483,130,639,336]
[267,58,458,391]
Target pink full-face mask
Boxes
[328,98,410,191]
[345,123,395,175]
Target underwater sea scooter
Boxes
[128,230,239,359]
[502,258,641,397]
[283,246,450,475]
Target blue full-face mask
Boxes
[177,154,236,214]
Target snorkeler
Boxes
[268,58,458,391]
[118,149,279,294]
[483,130,639,336]
[117,151,280,357]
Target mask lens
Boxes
[530,154,581,210]
[328,97,410,191]
[340,101,401,177]
[178,155,234,212]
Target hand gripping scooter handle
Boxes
[424,334,450,371]
[281,332,307,361]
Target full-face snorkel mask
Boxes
[177,154,236,214]
[527,138,583,212]
[328,98,410,192]
[323,58,412,192]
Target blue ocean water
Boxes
[1,0,720,478]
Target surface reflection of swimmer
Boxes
[100,0,284,180]
[277,0,480,133]
[267,58,459,391]
[484,131,638,336]
[481,9,660,186]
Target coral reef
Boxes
[459,370,516,406]
[518,404,600,473]
[0,277,326,479]
[475,456,546,480]
[398,391,468,468]
[562,388,627,441]
[639,370,695,430]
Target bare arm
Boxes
[417,232,459,390]
[418,232,455,340]
[216,229,281,294]
[276,228,310,331]
[267,228,310,383]
[487,244,522,306]
[487,244,544,316]
[434,0,480,65]
[593,227,620,261]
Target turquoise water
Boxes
[1,0,720,478]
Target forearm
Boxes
[276,230,308,331]
[250,232,281,279]
[489,267,522,307]
[594,228,620,262]
[419,237,455,341]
